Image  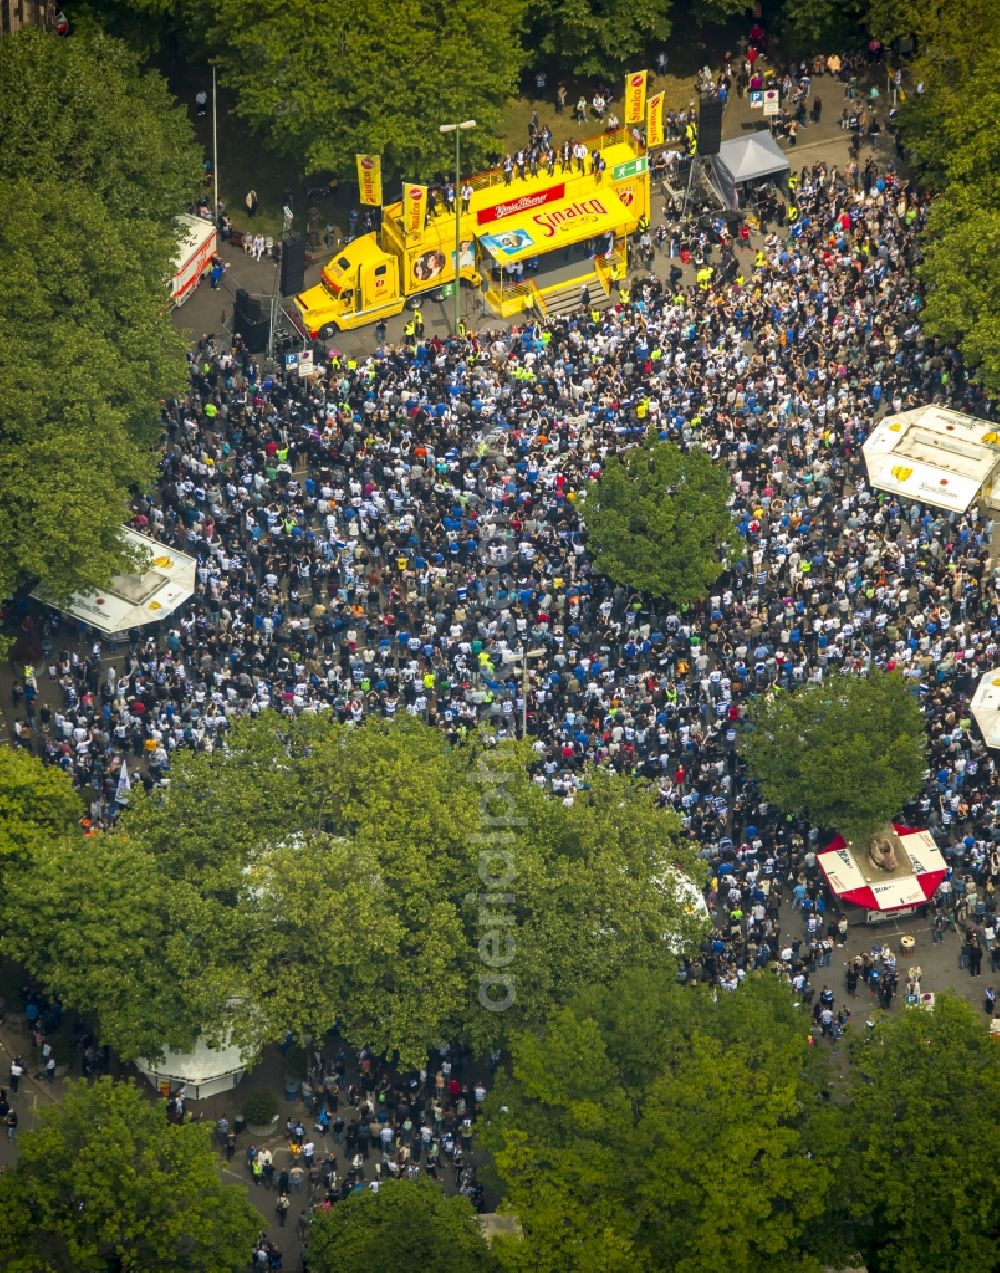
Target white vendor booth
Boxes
[971,669,1000,750]
[137,1036,250,1101]
[817,824,947,925]
[32,529,196,635]
[863,405,1000,513]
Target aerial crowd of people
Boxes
[240,1044,488,1268]
[10,136,1000,1000]
[1,24,999,1268]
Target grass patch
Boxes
[499,72,700,157]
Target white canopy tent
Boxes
[32,529,196,635]
[137,1036,250,1101]
[863,405,1000,514]
[971,669,1000,749]
[710,130,790,209]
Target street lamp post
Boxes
[212,65,219,227]
[439,119,476,335]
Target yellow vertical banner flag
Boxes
[356,154,383,206]
[402,183,428,240]
[624,70,648,126]
[646,91,665,147]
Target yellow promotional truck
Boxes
[292,129,650,336]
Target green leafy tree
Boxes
[907,63,1000,391]
[862,0,1000,390]
[0,178,191,600]
[774,0,867,57]
[0,30,200,600]
[741,669,926,843]
[0,29,201,237]
[0,749,82,864]
[1,714,705,1066]
[307,1179,498,1271]
[70,0,202,59]
[528,0,668,77]
[583,437,743,606]
[484,972,840,1273]
[206,0,525,178]
[865,0,998,67]
[634,1031,831,1272]
[0,826,231,1061]
[919,194,1000,392]
[691,0,759,24]
[0,1078,259,1272]
[483,766,708,1054]
[843,995,1000,1273]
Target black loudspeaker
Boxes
[235,288,263,322]
[698,97,724,156]
[280,236,306,297]
[234,287,269,352]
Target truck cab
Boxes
[292,234,404,336]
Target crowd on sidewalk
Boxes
[239,1043,488,1268]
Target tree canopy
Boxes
[0,1078,259,1272]
[583,437,743,606]
[204,0,525,179]
[526,0,669,78]
[774,0,867,57]
[0,30,200,236]
[740,669,926,843]
[0,748,83,866]
[307,1178,498,1271]
[484,976,1000,1273]
[864,0,1000,392]
[0,714,706,1066]
[842,994,1000,1273]
[482,972,840,1273]
[0,29,200,601]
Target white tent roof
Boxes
[715,130,790,182]
[863,405,1000,513]
[971,669,1000,749]
[32,529,196,634]
[137,1036,249,1090]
